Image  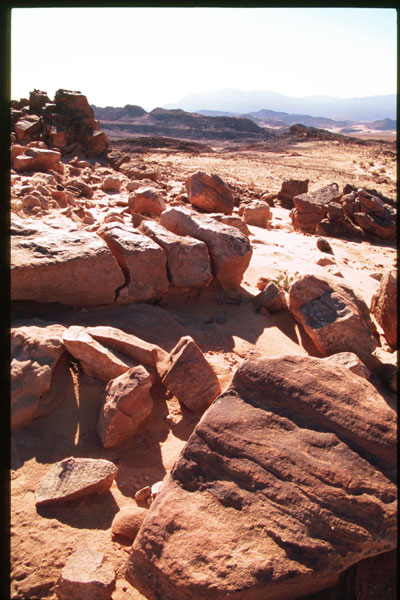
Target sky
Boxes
[10,7,397,111]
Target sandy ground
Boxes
[10,138,397,600]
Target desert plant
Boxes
[272,271,293,291]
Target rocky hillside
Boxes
[91,105,276,143]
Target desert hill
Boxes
[91,104,275,144]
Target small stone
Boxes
[111,505,147,540]
[135,486,151,503]
[54,547,116,600]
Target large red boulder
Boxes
[185,172,235,215]
[160,206,252,289]
[126,354,396,600]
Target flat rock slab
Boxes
[63,325,137,381]
[55,547,116,600]
[11,319,66,429]
[160,206,252,289]
[11,215,124,306]
[35,457,118,506]
[126,354,397,600]
[140,220,212,289]
[288,273,378,367]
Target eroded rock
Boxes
[185,171,235,215]
[126,354,397,600]
[54,547,116,600]
[370,270,397,349]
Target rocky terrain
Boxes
[10,90,397,600]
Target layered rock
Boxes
[139,220,213,290]
[160,206,252,289]
[288,274,378,366]
[11,320,66,429]
[35,457,118,506]
[98,223,169,303]
[126,354,397,600]
[11,216,124,306]
[370,269,397,349]
[97,365,155,448]
[185,172,235,215]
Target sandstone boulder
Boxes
[291,183,342,233]
[210,213,251,237]
[101,176,122,192]
[35,457,118,506]
[128,186,166,217]
[11,216,124,307]
[370,270,397,349]
[253,281,287,313]
[241,200,271,228]
[63,326,137,381]
[97,365,155,448]
[161,336,221,412]
[277,178,309,209]
[185,171,235,215]
[288,274,378,366]
[14,114,42,142]
[111,505,148,540]
[11,320,66,429]
[126,354,396,600]
[14,147,62,173]
[54,547,116,600]
[98,223,169,302]
[139,220,212,289]
[160,206,252,289]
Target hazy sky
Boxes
[11,7,397,110]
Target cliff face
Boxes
[91,104,275,143]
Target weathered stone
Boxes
[11,216,124,307]
[253,282,287,313]
[86,325,168,370]
[63,326,136,381]
[135,486,151,503]
[322,352,370,380]
[97,366,155,448]
[162,336,221,412]
[35,457,118,506]
[316,237,333,253]
[160,206,252,289]
[210,213,251,236]
[102,176,122,193]
[54,547,116,600]
[126,354,396,600]
[29,89,51,114]
[185,171,235,215]
[277,178,309,209]
[294,183,342,214]
[11,320,66,429]
[128,187,166,217]
[288,274,379,366]
[65,178,94,198]
[111,505,148,540]
[98,223,169,302]
[85,130,108,157]
[139,220,212,289]
[353,211,396,241]
[14,148,61,172]
[315,252,336,266]
[241,201,271,228]
[55,89,94,118]
[370,270,397,349]
[316,215,366,241]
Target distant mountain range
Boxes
[163,88,396,122]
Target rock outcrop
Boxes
[126,354,397,600]
[11,216,124,306]
[160,206,252,289]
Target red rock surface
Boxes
[127,354,397,600]
[111,505,148,540]
[370,269,397,349]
